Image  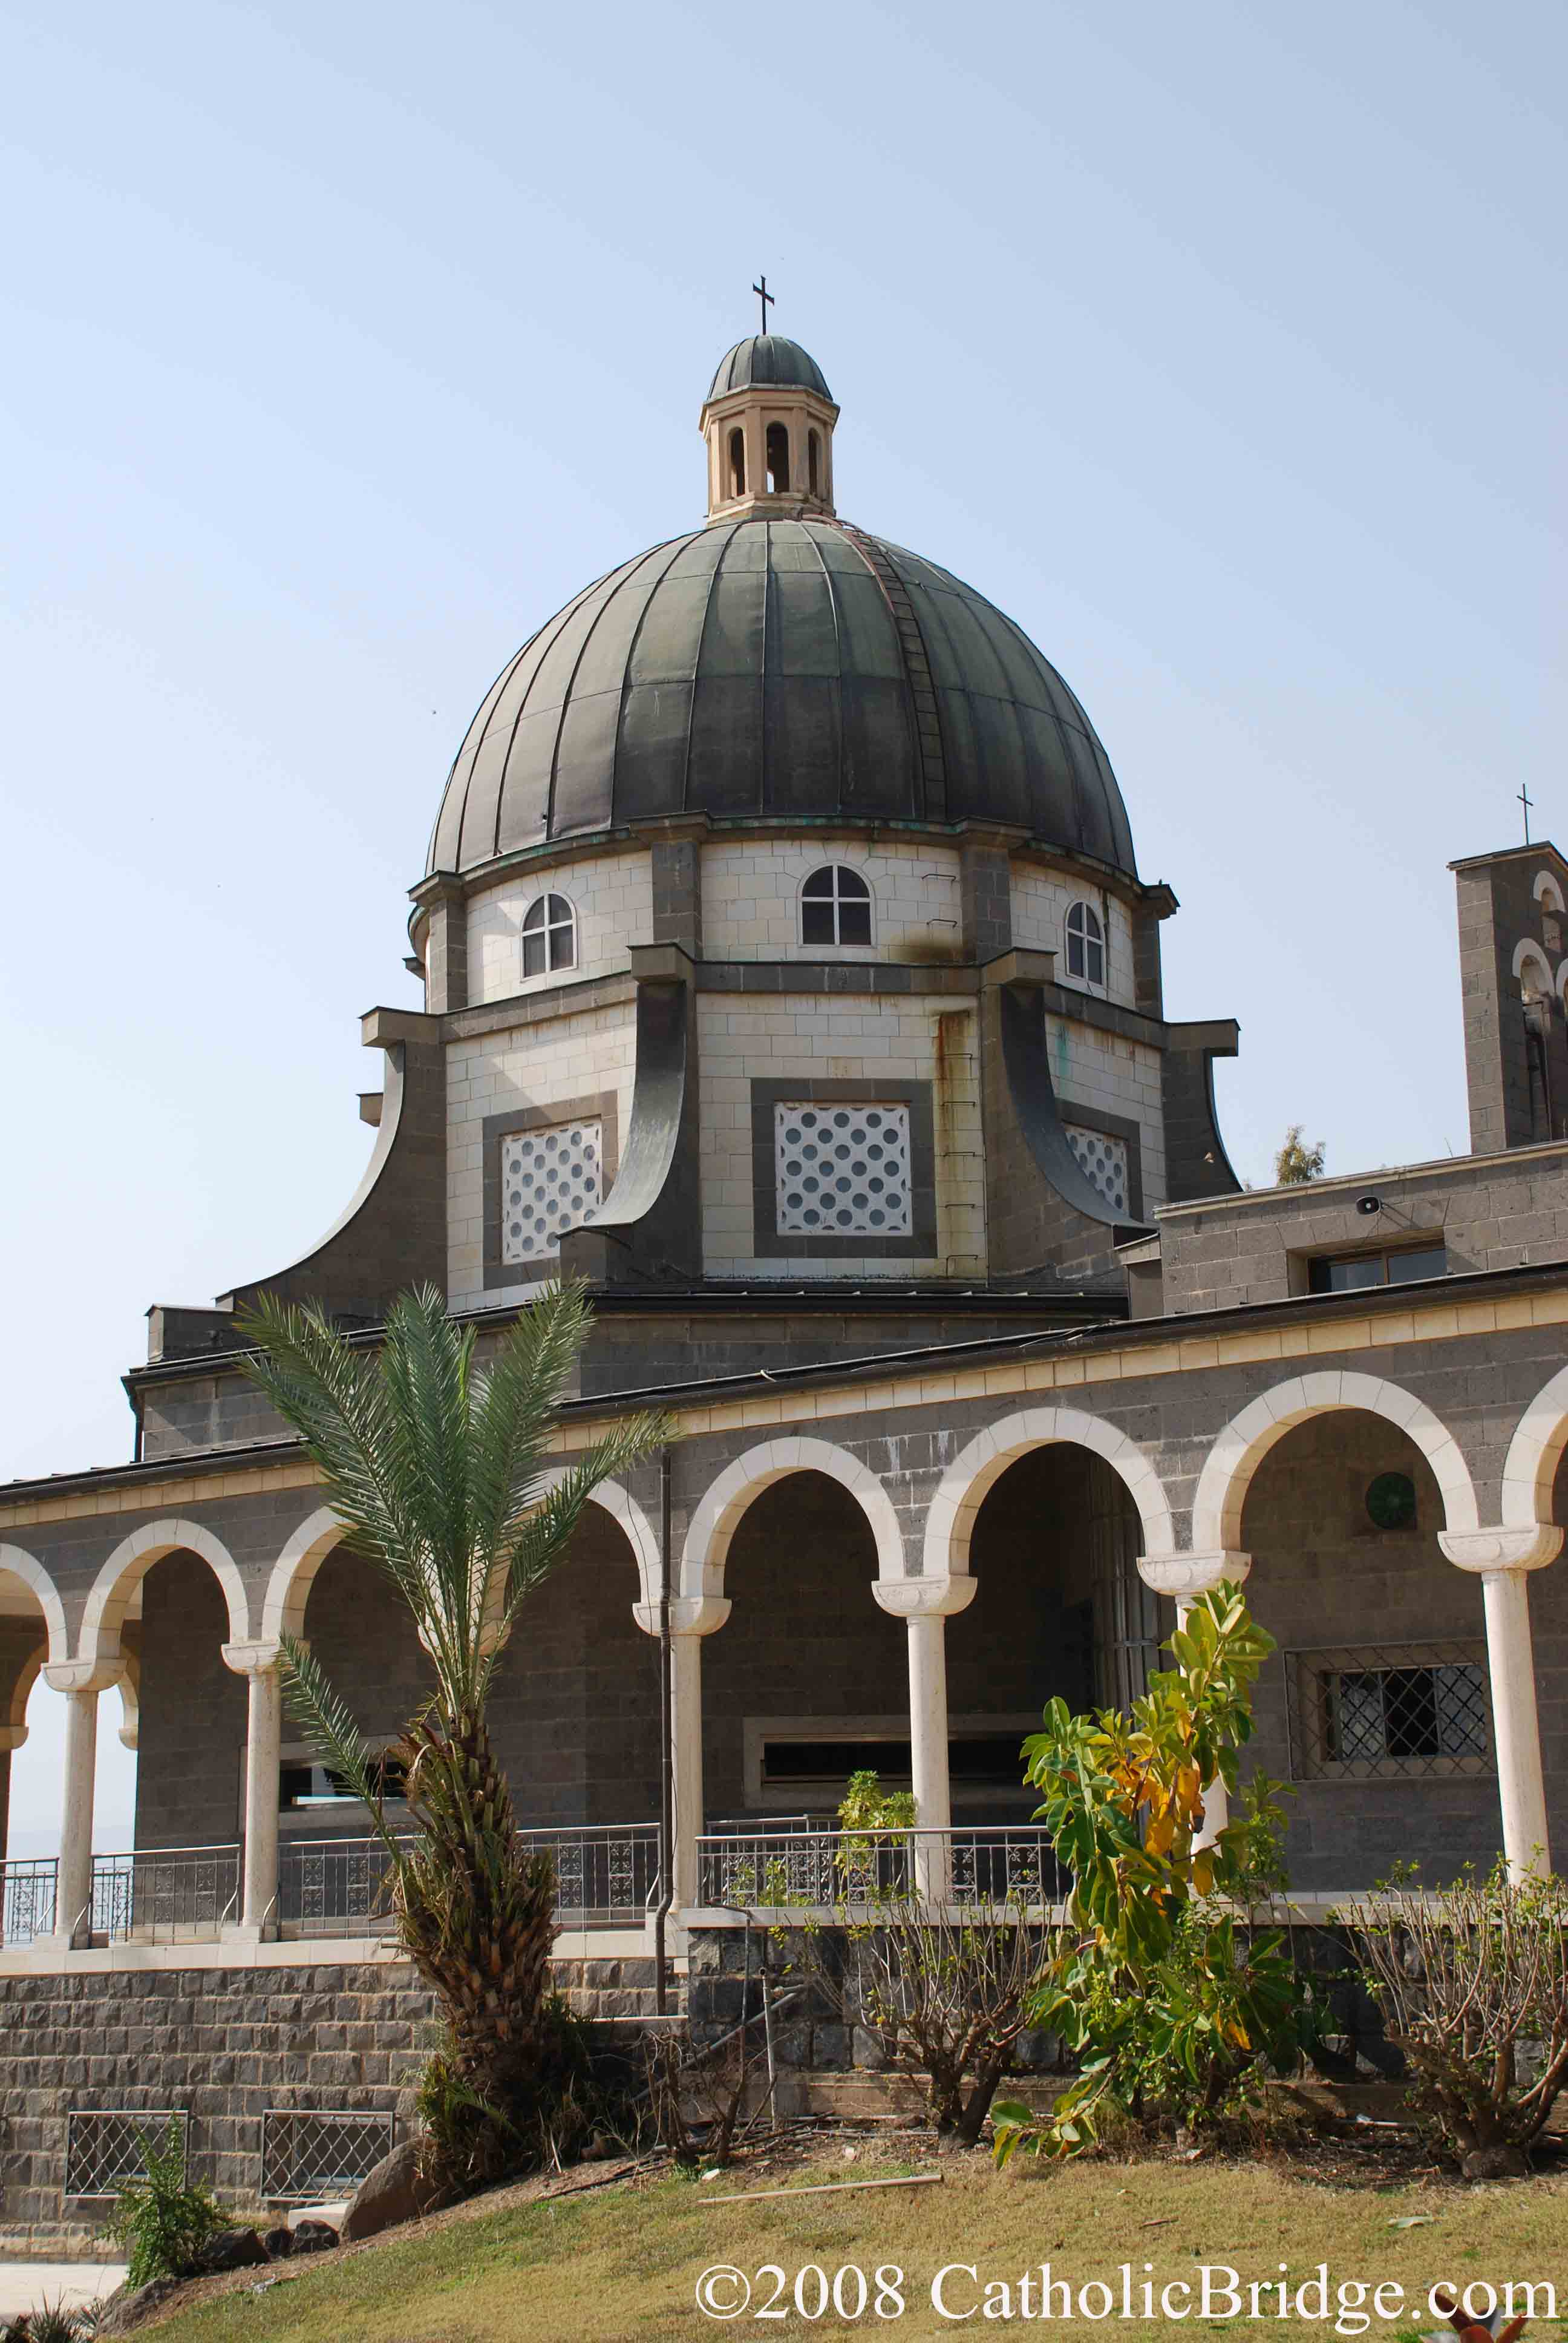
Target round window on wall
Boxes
[1365,1471,1417,1532]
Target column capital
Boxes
[633,1596,731,1638]
[1439,1525,1561,1575]
[872,1575,979,1620]
[1137,1550,1252,1601]
[221,1640,289,1675]
[42,1661,119,1696]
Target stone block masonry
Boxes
[0,1955,668,2231]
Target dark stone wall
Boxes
[1238,1413,1497,1889]
[701,1473,904,1821]
[0,1960,432,2229]
[0,1954,661,2232]
[136,1555,248,1851]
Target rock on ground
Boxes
[340,2140,446,2244]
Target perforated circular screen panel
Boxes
[500,1121,603,1264]
[774,1102,913,1236]
[1064,1124,1129,1214]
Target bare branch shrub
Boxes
[1353,1861,1568,2173]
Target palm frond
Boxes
[279,1634,410,1875]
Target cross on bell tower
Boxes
[753,275,775,333]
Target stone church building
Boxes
[2,324,1567,2214]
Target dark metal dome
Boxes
[428,517,1136,877]
[706,335,834,403]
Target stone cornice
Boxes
[11,1262,1568,1531]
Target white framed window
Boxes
[800,864,872,948]
[521,891,577,978]
[500,1119,603,1263]
[774,1101,912,1235]
[1064,899,1105,987]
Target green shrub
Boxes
[102,2117,231,2288]
[993,1587,1310,2161]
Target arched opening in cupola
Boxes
[808,430,821,496]
[728,427,746,498]
[766,422,790,493]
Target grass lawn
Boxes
[150,2141,1568,2343]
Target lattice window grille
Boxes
[774,1103,912,1236]
[1285,1643,1493,1781]
[261,2110,395,2202]
[500,1121,603,1265]
[66,2110,188,2198]
[1064,1125,1129,1214]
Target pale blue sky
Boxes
[1,0,1563,1846]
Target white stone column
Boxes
[874,1575,977,1901]
[43,1668,102,1948]
[634,1595,729,1912]
[1440,1527,1561,1881]
[224,1643,285,1937]
[1137,1551,1252,1854]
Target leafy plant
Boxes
[835,1769,917,1900]
[993,1586,1309,2160]
[102,2118,231,2289]
[1274,1125,1326,1184]
[238,1281,673,2189]
[1353,1859,1568,2173]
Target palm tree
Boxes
[238,1281,673,2184]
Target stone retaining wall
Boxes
[0,1953,673,2233]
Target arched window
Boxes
[766,422,790,494]
[728,427,746,498]
[808,430,821,496]
[801,865,872,947]
[521,892,577,978]
[1065,900,1105,986]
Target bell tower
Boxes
[700,301,839,522]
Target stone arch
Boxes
[1534,870,1565,916]
[1513,937,1553,999]
[681,1438,903,1604]
[1501,1362,1568,1536]
[77,1518,249,1671]
[921,1406,1175,1584]
[262,1481,662,1650]
[0,1545,70,1668]
[260,1507,353,1645]
[1191,1371,1480,1555]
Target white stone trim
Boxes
[1512,937,1553,997]
[679,1437,904,1605]
[76,1518,249,1674]
[1190,1371,1480,1554]
[1500,1357,1568,1539]
[1534,870,1565,915]
[919,1406,1176,1584]
[261,1507,353,1645]
[0,1544,70,1666]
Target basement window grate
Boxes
[261,2109,395,2202]
[65,2110,188,2199]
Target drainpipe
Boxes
[653,1447,675,2016]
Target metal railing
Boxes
[66,2109,188,2198]
[276,1836,406,1939]
[517,1821,661,1925]
[276,1821,662,1938]
[696,1824,1065,1912]
[1,1857,57,1945]
[90,1847,241,1943]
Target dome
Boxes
[428,517,1136,878]
[706,335,834,403]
